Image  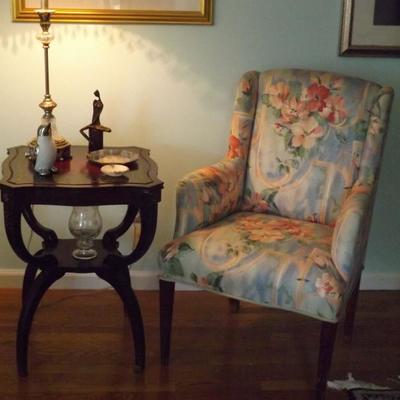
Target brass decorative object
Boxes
[29,0,71,160]
[80,90,111,153]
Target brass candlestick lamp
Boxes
[29,0,71,160]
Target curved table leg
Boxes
[104,202,158,267]
[96,267,145,373]
[22,264,39,305]
[3,200,57,267]
[22,206,58,247]
[17,269,64,377]
[102,205,139,250]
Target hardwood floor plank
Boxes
[0,289,398,400]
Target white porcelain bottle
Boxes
[34,123,57,176]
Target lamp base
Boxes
[28,135,71,161]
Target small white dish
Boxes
[100,164,129,177]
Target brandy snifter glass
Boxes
[68,206,102,260]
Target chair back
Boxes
[232,69,393,225]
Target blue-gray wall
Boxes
[0,0,398,287]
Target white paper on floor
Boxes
[328,373,391,391]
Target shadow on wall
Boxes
[0,22,231,112]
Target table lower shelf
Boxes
[36,239,122,272]
[19,238,145,377]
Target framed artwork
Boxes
[340,0,400,56]
[12,0,213,24]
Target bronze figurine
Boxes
[80,90,111,153]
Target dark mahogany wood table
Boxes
[0,145,163,377]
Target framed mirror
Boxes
[13,0,213,24]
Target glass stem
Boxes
[77,238,93,251]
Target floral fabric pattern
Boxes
[174,158,244,237]
[244,70,388,225]
[160,69,394,323]
[331,86,393,281]
[227,71,259,162]
[161,212,345,321]
[174,71,259,237]
[331,185,370,282]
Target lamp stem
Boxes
[30,3,72,161]
[36,10,57,116]
[44,47,50,96]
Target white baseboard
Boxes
[0,269,195,290]
[0,269,398,291]
[360,272,400,290]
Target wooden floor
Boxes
[0,289,399,400]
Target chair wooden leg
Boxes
[160,279,175,365]
[228,298,240,313]
[315,321,338,400]
[344,276,361,343]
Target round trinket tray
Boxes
[88,149,138,165]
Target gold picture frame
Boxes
[12,0,213,25]
[340,0,400,57]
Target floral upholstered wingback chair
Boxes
[158,69,393,399]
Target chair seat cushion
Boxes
[159,212,347,322]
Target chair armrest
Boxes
[331,185,372,282]
[174,157,245,237]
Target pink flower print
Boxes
[266,81,290,110]
[351,140,363,169]
[207,239,230,261]
[163,241,180,261]
[273,122,288,135]
[227,135,243,159]
[237,214,268,231]
[243,192,269,213]
[200,187,213,204]
[269,219,303,237]
[315,273,339,298]
[320,95,347,124]
[368,115,382,136]
[281,96,309,123]
[305,83,330,112]
[225,168,240,193]
[231,113,250,141]
[306,213,319,223]
[310,248,332,268]
[352,184,372,195]
[207,165,237,196]
[311,73,344,92]
[245,218,310,243]
[241,79,252,95]
[248,228,285,243]
[291,117,324,149]
[198,276,209,287]
[215,176,230,198]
